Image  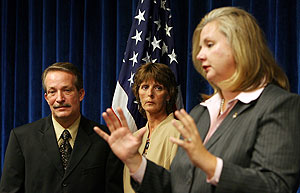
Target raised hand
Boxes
[94,107,146,173]
[170,109,217,179]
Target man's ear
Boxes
[79,89,85,101]
[44,92,49,104]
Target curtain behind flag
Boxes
[112,0,183,132]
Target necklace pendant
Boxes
[220,98,225,115]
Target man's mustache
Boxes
[53,104,71,109]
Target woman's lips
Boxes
[202,65,211,72]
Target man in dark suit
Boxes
[0,62,123,193]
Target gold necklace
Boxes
[220,98,225,115]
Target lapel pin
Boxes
[232,112,238,118]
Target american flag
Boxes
[112,0,183,132]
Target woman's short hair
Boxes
[42,62,83,93]
[192,6,289,92]
[132,62,178,117]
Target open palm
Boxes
[94,107,146,171]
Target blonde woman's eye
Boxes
[207,42,214,48]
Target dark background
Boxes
[1,1,299,187]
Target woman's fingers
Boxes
[106,108,122,130]
[173,109,203,148]
[102,111,117,132]
[102,107,133,135]
[116,107,129,128]
[174,109,193,136]
[172,120,189,139]
[179,109,200,137]
[170,136,185,146]
[135,127,147,141]
[94,126,109,141]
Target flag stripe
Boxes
[112,0,183,131]
[112,82,138,132]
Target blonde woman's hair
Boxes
[192,7,289,92]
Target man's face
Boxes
[44,71,84,127]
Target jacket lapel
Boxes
[63,117,92,178]
[198,110,210,141]
[204,101,253,150]
[41,116,64,177]
[191,106,210,141]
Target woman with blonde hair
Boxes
[95,7,300,193]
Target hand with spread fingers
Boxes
[94,107,146,173]
[100,7,300,193]
[170,109,217,179]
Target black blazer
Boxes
[133,84,300,193]
[0,115,123,193]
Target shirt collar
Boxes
[235,87,265,104]
[145,113,174,130]
[52,115,81,144]
[201,86,265,106]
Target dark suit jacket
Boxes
[133,84,300,193]
[0,115,123,193]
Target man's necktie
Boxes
[59,130,72,170]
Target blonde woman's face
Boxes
[196,21,236,87]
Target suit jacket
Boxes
[0,115,123,193]
[133,84,300,193]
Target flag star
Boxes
[131,30,143,45]
[129,51,139,67]
[154,20,161,31]
[142,53,157,63]
[151,58,157,63]
[134,9,146,25]
[151,36,161,52]
[128,72,135,87]
[146,33,151,47]
[113,0,182,131]
[168,49,178,64]
[162,42,168,55]
[161,0,167,10]
[165,24,173,37]
[142,52,151,63]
